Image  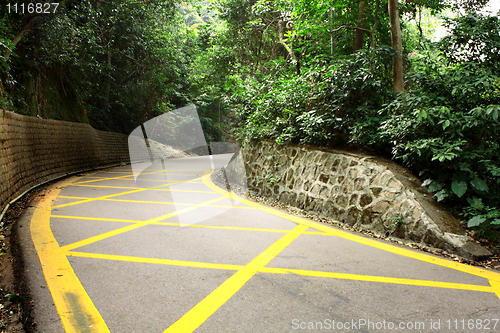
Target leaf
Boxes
[467,196,484,210]
[491,219,500,225]
[428,181,443,192]
[8,294,21,302]
[440,106,450,114]
[486,210,500,219]
[422,179,433,187]
[434,190,449,202]
[468,215,486,227]
[442,119,450,130]
[470,178,489,192]
[451,180,467,197]
[418,109,427,121]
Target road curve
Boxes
[22,155,500,332]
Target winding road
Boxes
[19,154,500,332]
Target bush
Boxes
[376,13,500,234]
[230,47,394,147]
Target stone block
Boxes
[319,186,328,197]
[359,194,372,207]
[387,179,403,191]
[336,195,348,209]
[372,201,390,213]
[345,207,360,225]
[310,184,321,196]
[382,191,396,199]
[370,187,382,198]
[319,174,329,183]
[349,194,358,206]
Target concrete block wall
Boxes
[241,141,491,260]
[0,108,130,214]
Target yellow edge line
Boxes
[30,177,110,333]
[202,173,500,283]
[165,224,309,333]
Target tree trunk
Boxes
[354,0,368,52]
[389,0,404,93]
[278,20,300,75]
[3,0,76,63]
[369,0,380,48]
[3,16,39,62]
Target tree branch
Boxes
[4,16,39,62]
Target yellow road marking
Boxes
[75,174,143,184]
[489,280,500,300]
[54,177,206,209]
[60,194,230,251]
[72,170,159,184]
[34,168,500,333]
[202,173,500,284]
[50,215,327,234]
[58,195,253,209]
[165,224,309,333]
[51,215,141,223]
[74,171,204,185]
[68,184,216,193]
[78,176,202,183]
[69,184,145,190]
[260,267,493,293]
[58,196,220,207]
[30,177,110,333]
[66,252,242,271]
[63,251,494,293]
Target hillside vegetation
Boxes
[1,0,499,242]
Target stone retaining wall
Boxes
[0,108,131,215]
[241,141,491,260]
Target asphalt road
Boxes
[18,154,500,332]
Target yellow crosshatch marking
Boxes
[51,214,328,234]
[68,184,214,192]
[53,175,208,209]
[30,167,500,333]
[57,195,254,209]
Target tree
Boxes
[353,0,368,51]
[0,0,196,133]
[389,0,404,93]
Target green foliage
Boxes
[2,0,499,243]
[1,0,205,134]
[373,13,500,236]
[230,46,393,146]
[390,215,404,231]
[462,197,500,241]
